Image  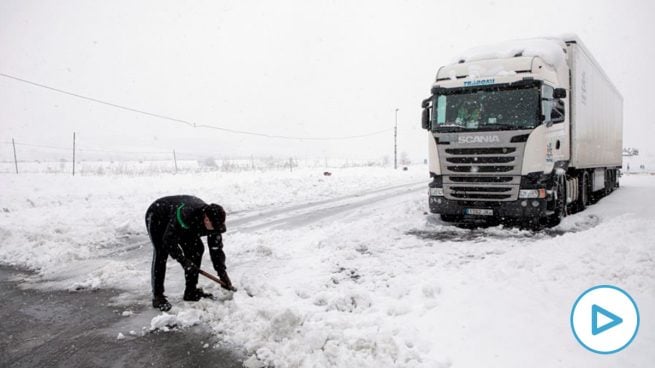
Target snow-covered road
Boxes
[229,181,425,232]
[1,167,653,367]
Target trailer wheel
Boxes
[577,171,590,212]
[607,169,618,193]
[547,175,567,227]
[604,170,612,196]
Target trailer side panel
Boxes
[569,42,623,168]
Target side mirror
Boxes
[422,108,430,130]
[421,97,432,130]
[421,97,431,109]
[553,88,567,99]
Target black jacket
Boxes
[146,195,226,273]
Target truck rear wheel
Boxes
[547,175,567,227]
[576,171,590,212]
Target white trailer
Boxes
[568,40,623,190]
[421,36,622,226]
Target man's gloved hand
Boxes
[218,270,237,291]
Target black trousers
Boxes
[146,212,205,297]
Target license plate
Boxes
[465,208,493,216]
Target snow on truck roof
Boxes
[452,37,570,68]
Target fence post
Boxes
[12,138,18,174]
[289,157,293,172]
[72,132,76,176]
[173,150,178,174]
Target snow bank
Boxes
[454,37,568,68]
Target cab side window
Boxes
[542,84,564,123]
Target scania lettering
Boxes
[458,135,501,144]
[420,36,622,226]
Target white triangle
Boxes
[597,311,614,329]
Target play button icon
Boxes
[571,285,639,354]
[591,304,622,335]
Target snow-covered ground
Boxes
[1,167,653,367]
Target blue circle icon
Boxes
[570,285,640,354]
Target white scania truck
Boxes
[421,36,622,226]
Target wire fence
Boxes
[0,138,399,176]
[0,157,392,176]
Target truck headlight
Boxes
[430,187,444,196]
[519,189,546,199]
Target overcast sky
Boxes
[1,0,653,162]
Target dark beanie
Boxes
[204,203,226,228]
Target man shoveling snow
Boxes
[145,195,235,311]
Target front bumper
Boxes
[429,196,549,219]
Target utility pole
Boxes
[12,138,18,174]
[394,108,399,169]
[173,150,178,174]
[72,132,76,176]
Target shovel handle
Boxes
[180,257,237,291]
[198,268,223,285]
[198,268,237,292]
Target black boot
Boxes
[183,288,214,301]
[152,294,172,311]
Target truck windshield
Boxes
[432,85,540,132]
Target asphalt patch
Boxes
[0,266,243,368]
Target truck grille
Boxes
[446,156,514,164]
[449,186,513,200]
[450,193,513,200]
[437,136,527,202]
[447,165,514,173]
[445,147,516,155]
[449,176,514,183]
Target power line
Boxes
[0,72,392,141]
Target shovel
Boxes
[182,257,237,292]
[198,268,237,292]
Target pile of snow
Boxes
[150,309,204,331]
[453,37,568,68]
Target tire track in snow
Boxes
[228,181,426,232]
[109,181,426,260]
